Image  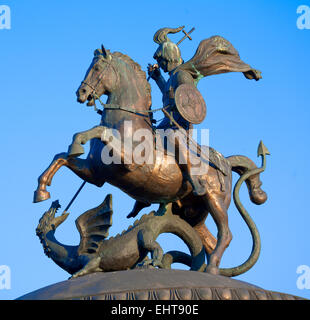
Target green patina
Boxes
[191,63,204,86]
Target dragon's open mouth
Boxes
[50,200,61,213]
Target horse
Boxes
[34,46,267,276]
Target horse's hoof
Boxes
[33,189,50,203]
[68,143,85,157]
[205,265,220,275]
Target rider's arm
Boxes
[155,75,166,94]
[148,64,166,94]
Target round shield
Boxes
[174,84,207,124]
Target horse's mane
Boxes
[112,51,151,104]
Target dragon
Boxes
[36,195,205,278]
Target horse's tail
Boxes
[227,155,267,205]
[218,151,268,277]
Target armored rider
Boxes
[148,26,206,195]
[127,26,262,218]
[148,26,263,196]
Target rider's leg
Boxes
[174,132,205,196]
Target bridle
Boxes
[80,55,167,118]
[80,56,111,112]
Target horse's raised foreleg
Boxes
[68,126,136,170]
[68,126,105,157]
[34,152,103,203]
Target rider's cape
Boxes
[176,35,261,82]
[173,36,261,177]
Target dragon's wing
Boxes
[75,194,113,255]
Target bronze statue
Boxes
[34,27,268,276]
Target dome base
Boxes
[17,269,304,300]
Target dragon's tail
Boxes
[159,204,206,271]
[219,145,269,277]
[227,155,267,205]
[162,250,205,272]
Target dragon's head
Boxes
[36,200,69,241]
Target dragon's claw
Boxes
[137,258,163,269]
[151,259,163,268]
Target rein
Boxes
[81,56,168,118]
[82,79,169,123]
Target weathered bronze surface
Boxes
[33,27,268,277]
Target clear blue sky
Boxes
[1,0,310,300]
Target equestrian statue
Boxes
[34,26,269,276]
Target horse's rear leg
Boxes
[34,152,102,203]
[194,221,217,257]
[203,194,232,275]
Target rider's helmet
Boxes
[153,26,184,73]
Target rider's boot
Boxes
[175,134,206,197]
[127,201,151,219]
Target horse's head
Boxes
[76,46,118,106]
